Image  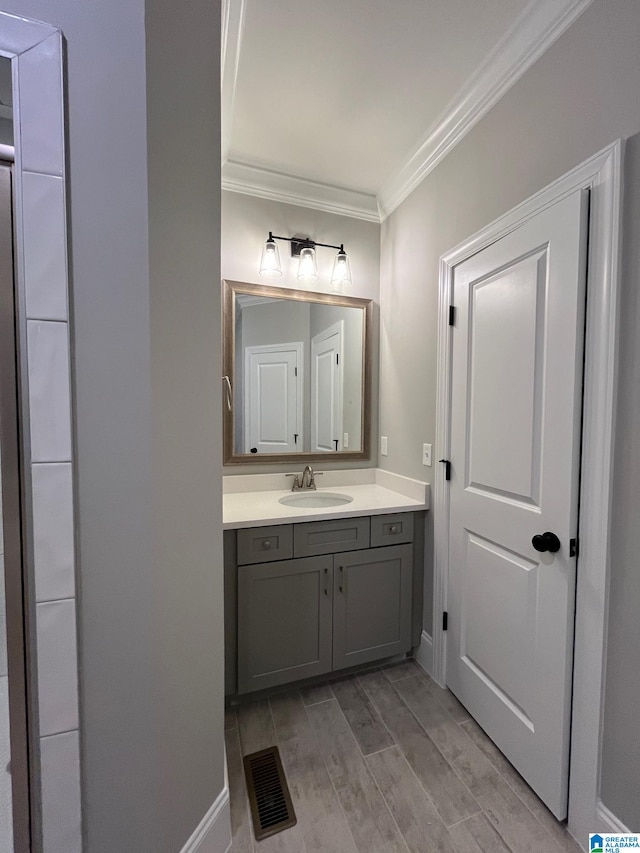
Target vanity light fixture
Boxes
[330,246,351,287]
[297,245,318,282]
[258,233,282,277]
[258,232,351,288]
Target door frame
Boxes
[243,341,304,453]
[432,140,623,841]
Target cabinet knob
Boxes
[262,540,272,550]
[390,525,398,534]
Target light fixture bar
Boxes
[268,233,345,253]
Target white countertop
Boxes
[223,468,430,529]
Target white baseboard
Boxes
[414,631,433,677]
[180,786,231,853]
[596,800,631,833]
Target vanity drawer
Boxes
[294,517,370,557]
[370,513,414,548]
[237,524,293,565]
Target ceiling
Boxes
[222,0,593,220]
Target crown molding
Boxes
[221,0,246,164]
[377,0,595,219]
[222,159,380,223]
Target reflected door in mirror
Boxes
[244,342,303,453]
[311,321,343,452]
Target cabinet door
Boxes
[333,544,413,671]
[237,556,333,694]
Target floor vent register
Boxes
[243,746,297,841]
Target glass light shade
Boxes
[330,250,352,288]
[297,246,319,282]
[259,238,282,277]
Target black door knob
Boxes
[532,532,561,553]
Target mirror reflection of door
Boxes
[311,321,343,452]
[244,342,303,453]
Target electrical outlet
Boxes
[423,443,432,466]
[343,432,349,449]
[381,436,388,456]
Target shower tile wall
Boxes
[1,26,81,852]
[17,30,82,850]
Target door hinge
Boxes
[570,538,579,558]
[449,306,455,326]
[439,459,451,481]
[442,611,448,631]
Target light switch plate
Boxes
[423,443,432,466]
[381,436,388,456]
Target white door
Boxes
[447,189,589,818]
[311,322,343,452]
[244,342,303,453]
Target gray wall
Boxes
[146,2,224,851]
[378,0,640,828]
[222,190,380,472]
[2,1,225,850]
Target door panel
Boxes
[333,544,412,671]
[237,556,333,693]
[461,532,537,727]
[447,189,589,818]
[466,250,545,505]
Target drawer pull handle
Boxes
[389,525,398,534]
[339,565,344,593]
[262,540,272,550]
[324,567,329,596]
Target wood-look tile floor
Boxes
[226,661,582,853]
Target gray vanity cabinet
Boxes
[332,544,413,671]
[227,512,423,696]
[237,555,333,694]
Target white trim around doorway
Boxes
[432,140,622,843]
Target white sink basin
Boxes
[279,491,353,509]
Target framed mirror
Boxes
[223,279,373,464]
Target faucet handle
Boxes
[307,471,323,490]
[285,473,302,491]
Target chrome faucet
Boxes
[286,465,323,491]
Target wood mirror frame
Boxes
[223,279,373,464]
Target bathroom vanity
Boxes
[222,280,429,697]
[223,471,429,696]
